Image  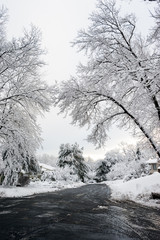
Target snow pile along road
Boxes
[0,181,84,198]
[108,172,160,206]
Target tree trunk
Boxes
[96,92,160,159]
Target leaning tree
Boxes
[53,0,160,158]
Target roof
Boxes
[39,163,55,171]
[146,158,158,164]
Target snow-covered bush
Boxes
[54,165,80,182]
[40,164,80,183]
[40,171,56,182]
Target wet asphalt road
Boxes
[0,184,160,240]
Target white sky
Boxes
[0,0,156,160]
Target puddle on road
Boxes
[0,210,12,214]
[109,205,128,212]
[92,205,109,211]
[76,193,85,198]
[36,212,58,218]
[98,205,108,209]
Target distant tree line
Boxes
[54,143,150,183]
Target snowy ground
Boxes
[0,170,160,208]
[0,180,84,198]
[107,172,160,208]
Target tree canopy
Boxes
[53,0,160,158]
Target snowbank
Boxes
[0,161,86,198]
[108,172,160,207]
[0,180,84,198]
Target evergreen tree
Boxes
[58,143,87,182]
[95,160,112,182]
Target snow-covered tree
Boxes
[150,1,160,41]
[53,0,160,158]
[107,145,150,181]
[94,149,122,182]
[58,143,87,182]
[0,98,42,185]
[95,160,111,182]
[0,8,54,185]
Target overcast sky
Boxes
[0,0,156,160]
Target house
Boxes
[146,158,160,174]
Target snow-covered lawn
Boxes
[107,172,160,207]
[0,180,84,198]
